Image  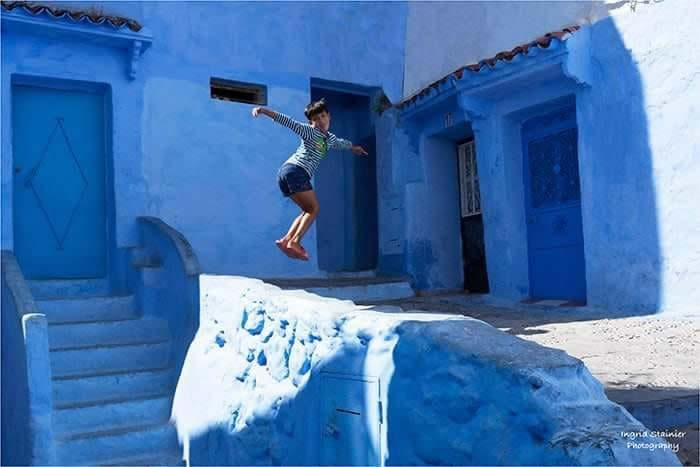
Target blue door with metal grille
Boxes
[522,107,586,301]
[12,85,106,279]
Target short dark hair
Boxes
[304,98,328,120]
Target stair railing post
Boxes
[22,313,55,465]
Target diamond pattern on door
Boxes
[27,117,89,250]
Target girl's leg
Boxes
[278,211,304,243]
[287,190,320,258]
[276,211,305,258]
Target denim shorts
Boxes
[277,162,312,197]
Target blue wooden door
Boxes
[523,107,586,301]
[12,85,106,279]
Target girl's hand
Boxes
[251,107,270,117]
[351,145,368,156]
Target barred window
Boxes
[458,140,481,217]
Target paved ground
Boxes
[359,292,700,466]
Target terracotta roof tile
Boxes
[399,26,580,109]
[1,0,142,32]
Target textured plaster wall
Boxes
[171,275,681,466]
[576,2,700,314]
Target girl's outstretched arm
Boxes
[251,106,313,140]
[329,136,367,156]
[351,145,368,156]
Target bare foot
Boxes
[286,241,309,261]
[275,238,295,258]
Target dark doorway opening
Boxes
[310,80,378,273]
[457,139,489,293]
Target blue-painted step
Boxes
[50,341,171,378]
[36,295,137,324]
[48,316,170,350]
[28,279,110,299]
[53,367,174,406]
[53,394,172,436]
[99,451,184,466]
[54,422,180,466]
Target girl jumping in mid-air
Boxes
[252,98,368,261]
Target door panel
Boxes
[12,85,106,279]
[320,374,381,465]
[352,134,378,271]
[523,108,586,301]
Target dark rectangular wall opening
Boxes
[457,138,489,293]
[210,78,267,105]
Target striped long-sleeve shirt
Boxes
[272,111,353,177]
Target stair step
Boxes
[54,394,172,437]
[28,278,110,299]
[51,341,171,378]
[97,451,184,466]
[49,316,170,350]
[265,276,415,302]
[55,422,180,466]
[53,367,174,406]
[36,295,137,324]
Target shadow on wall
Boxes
[579,16,661,314]
[178,314,682,466]
[1,284,31,466]
[386,320,573,465]
[403,15,664,316]
[185,345,376,465]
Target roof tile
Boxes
[399,26,580,108]
[1,0,142,32]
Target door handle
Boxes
[527,216,537,225]
[14,167,21,174]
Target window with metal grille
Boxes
[210,78,267,105]
[458,140,481,217]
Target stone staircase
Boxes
[29,278,184,466]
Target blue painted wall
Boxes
[136,2,404,278]
[462,21,665,312]
[3,0,696,315]
[1,1,406,279]
[406,119,467,290]
[1,284,31,466]
[389,4,699,315]
[575,17,664,313]
[375,96,471,290]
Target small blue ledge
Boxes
[1,7,153,80]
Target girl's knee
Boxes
[301,201,319,216]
